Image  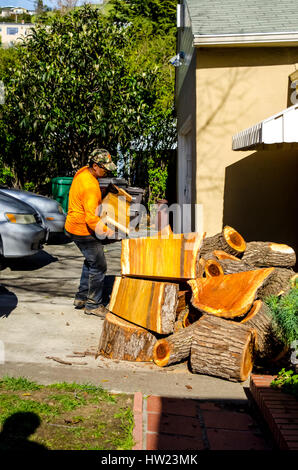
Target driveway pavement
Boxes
[0,237,250,401]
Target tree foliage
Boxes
[0,2,177,204]
[108,0,177,206]
[108,0,177,35]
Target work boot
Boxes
[74,298,86,309]
[84,304,109,318]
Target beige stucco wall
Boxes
[0,23,32,46]
[223,146,298,269]
[195,46,298,236]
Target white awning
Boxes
[232,104,298,150]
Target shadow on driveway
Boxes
[0,285,18,317]
[5,250,59,272]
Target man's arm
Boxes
[83,186,114,238]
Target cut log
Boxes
[257,268,295,300]
[188,268,274,318]
[213,250,240,261]
[97,312,157,362]
[204,258,224,277]
[108,276,179,334]
[153,321,200,367]
[201,251,252,277]
[196,256,206,278]
[200,226,246,257]
[242,241,296,268]
[190,315,256,382]
[238,300,285,362]
[216,259,254,275]
[176,289,192,314]
[100,184,132,237]
[174,306,201,332]
[174,312,186,332]
[121,231,205,280]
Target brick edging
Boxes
[250,374,298,450]
[132,391,143,450]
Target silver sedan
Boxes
[0,191,47,261]
[0,188,66,235]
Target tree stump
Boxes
[108,276,179,334]
[242,241,296,268]
[200,226,246,258]
[238,300,284,362]
[190,315,256,382]
[257,268,296,299]
[97,312,157,362]
[188,268,275,318]
[153,321,200,367]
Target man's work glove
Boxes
[95,219,115,240]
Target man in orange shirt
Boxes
[65,149,116,317]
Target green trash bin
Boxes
[51,176,73,213]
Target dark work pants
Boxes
[66,231,107,310]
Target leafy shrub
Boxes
[265,285,298,346]
[0,161,14,187]
[271,368,298,399]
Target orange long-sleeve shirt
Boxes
[65,166,107,236]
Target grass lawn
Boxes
[0,376,135,450]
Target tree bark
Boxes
[237,300,284,362]
[188,268,274,318]
[108,276,179,334]
[153,321,200,367]
[190,315,256,382]
[242,241,296,268]
[200,226,246,258]
[97,312,157,362]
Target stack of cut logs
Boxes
[97,225,297,382]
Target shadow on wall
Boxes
[223,147,298,270]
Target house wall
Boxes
[223,146,298,268]
[177,49,197,232]
[0,23,33,46]
[195,46,298,236]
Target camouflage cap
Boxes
[89,148,117,171]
